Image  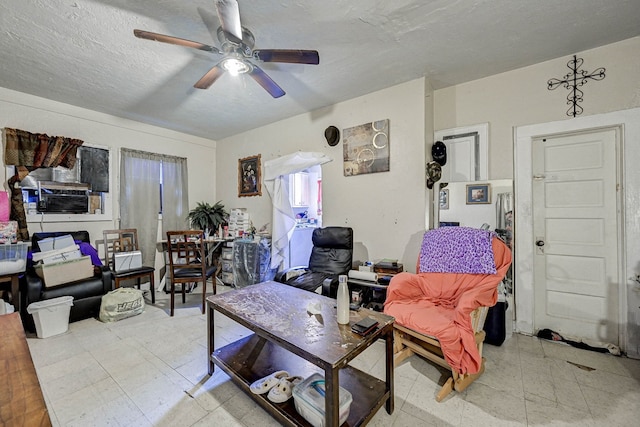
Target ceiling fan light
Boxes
[221,58,251,76]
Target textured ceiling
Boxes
[1,0,639,140]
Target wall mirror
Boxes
[435,179,514,294]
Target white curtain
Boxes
[161,156,189,234]
[264,152,331,269]
[120,149,189,267]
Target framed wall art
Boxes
[466,183,491,204]
[343,119,390,176]
[238,154,262,197]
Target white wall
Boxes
[0,87,217,246]
[434,36,640,179]
[432,37,640,355]
[216,79,427,271]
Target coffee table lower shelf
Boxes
[211,333,389,426]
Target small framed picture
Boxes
[439,189,449,210]
[466,183,491,204]
[238,154,262,197]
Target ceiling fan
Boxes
[133,0,319,98]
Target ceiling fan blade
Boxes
[134,29,221,54]
[253,49,319,65]
[194,64,226,89]
[249,65,285,98]
[214,0,243,43]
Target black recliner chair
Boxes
[276,226,353,297]
[20,231,113,331]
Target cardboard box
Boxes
[40,249,82,265]
[38,234,75,252]
[113,251,142,272]
[35,256,94,288]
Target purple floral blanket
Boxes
[418,227,496,274]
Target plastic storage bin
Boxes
[232,237,275,287]
[292,373,353,427]
[26,296,74,338]
[0,242,28,275]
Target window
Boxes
[19,145,113,221]
[120,149,188,266]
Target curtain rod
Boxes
[120,147,186,162]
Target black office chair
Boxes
[276,226,353,297]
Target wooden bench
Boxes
[0,313,51,426]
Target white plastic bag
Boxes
[99,288,144,322]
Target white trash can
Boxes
[26,296,74,338]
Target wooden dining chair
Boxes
[103,229,155,303]
[166,230,217,316]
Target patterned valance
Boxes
[4,127,83,170]
[3,127,84,241]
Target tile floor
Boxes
[26,284,640,426]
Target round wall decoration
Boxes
[324,126,340,146]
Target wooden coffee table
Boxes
[207,281,394,426]
[0,313,51,426]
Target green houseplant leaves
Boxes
[186,201,228,235]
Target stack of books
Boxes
[373,259,403,275]
[373,259,403,287]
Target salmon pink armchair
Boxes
[384,227,512,401]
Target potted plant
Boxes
[186,201,228,236]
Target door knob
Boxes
[535,240,545,247]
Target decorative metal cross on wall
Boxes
[547,55,606,117]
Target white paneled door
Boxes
[532,128,620,345]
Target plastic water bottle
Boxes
[336,275,350,325]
